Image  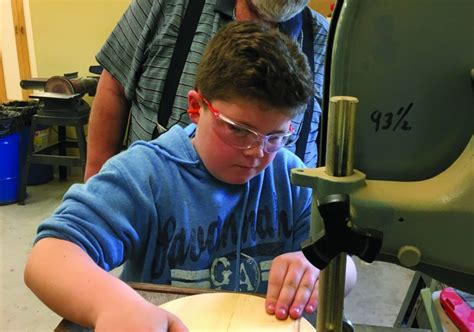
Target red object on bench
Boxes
[440,287,474,332]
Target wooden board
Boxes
[159,292,315,331]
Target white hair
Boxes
[249,0,309,22]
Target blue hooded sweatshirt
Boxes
[36,125,312,294]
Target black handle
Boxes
[301,194,383,269]
[20,78,48,90]
[89,65,103,75]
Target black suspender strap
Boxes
[152,0,206,139]
[295,7,315,162]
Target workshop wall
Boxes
[29,0,129,101]
[27,0,129,159]
[309,0,335,17]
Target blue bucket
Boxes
[0,132,21,205]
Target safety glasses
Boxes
[200,95,293,153]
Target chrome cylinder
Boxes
[317,96,358,332]
[325,96,358,176]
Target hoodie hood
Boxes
[133,125,201,166]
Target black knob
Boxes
[302,194,383,269]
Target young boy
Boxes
[25,21,356,331]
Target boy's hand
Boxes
[265,251,319,320]
[95,302,188,332]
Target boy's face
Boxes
[188,90,293,185]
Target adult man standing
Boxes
[84,0,329,180]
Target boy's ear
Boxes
[187,90,201,124]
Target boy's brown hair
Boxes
[196,20,313,117]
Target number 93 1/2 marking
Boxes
[370,102,413,132]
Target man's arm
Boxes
[24,238,187,331]
[84,69,130,181]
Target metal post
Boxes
[324,96,358,177]
[317,96,358,332]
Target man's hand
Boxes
[265,251,319,320]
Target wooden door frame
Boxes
[11,0,32,100]
[0,51,7,102]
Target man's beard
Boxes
[248,0,310,22]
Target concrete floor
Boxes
[0,174,416,331]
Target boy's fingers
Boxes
[304,278,319,313]
[265,262,289,314]
[168,320,188,332]
[288,269,318,319]
[273,265,305,320]
[168,312,189,332]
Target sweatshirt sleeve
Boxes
[35,147,159,271]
